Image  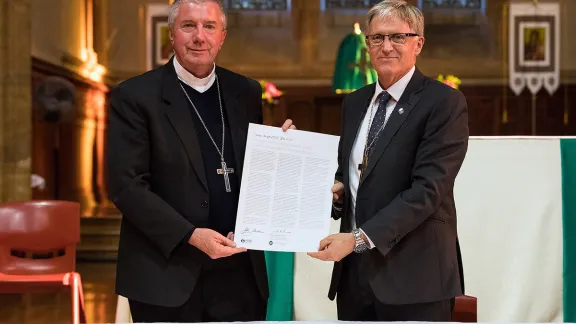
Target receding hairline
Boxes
[364,1,424,36]
[168,0,227,30]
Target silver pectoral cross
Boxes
[217,161,235,192]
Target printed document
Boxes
[234,123,340,252]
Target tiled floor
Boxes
[0,262,118,324]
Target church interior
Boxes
[0,0,575,323]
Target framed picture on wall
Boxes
[152,16,173,68]
[147,4,171,71]
[516,17,554,70]
[508,2,560,96]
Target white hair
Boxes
[168,0,227,30]
[366,0,424,36]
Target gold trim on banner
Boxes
[532,0,538,135]
[502,2,508,124]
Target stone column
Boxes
[94,88,112,208]
[291,0,321,70]
[0,0,32,202]
[93,0,109,67]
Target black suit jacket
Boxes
[329,68,469,305]
[105,58,268,307]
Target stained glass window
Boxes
[226,0,288,10]
[420,0,483,10]
[324,0,381,9]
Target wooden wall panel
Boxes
[272,83,576,137]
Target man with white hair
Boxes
[309,0,469,321]
[106,0,295,322]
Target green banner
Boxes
[561,139,576,322]
[265,251,294,321]
[332,32,377,94]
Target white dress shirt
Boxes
[349,66,415,248]
[173,56,216,93]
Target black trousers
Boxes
[128,253,266,323]
[336,253,454,321]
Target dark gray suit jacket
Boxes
[329,67,469,305]
[106,58,268,307]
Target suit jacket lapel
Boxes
[360,68,427,183]
[162,58,208,190]
[343,84,375,187]
[215,67,248,181]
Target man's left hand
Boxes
[308,233,355,262]
[281,119,297,132]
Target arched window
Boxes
[323,0,381,10]
[224,0,290,10]
[418,0,485,13]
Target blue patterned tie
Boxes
[366,91,392,157]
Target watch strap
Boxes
[352,229,368,253]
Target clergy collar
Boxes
[173,56,216,93]
[376,65,415,102]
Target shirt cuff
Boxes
[360,228,375,249]
[332,202,343,212]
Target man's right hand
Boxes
[188,228,247,259]
[332,180,344,201]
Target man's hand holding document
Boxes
[234,123,339,252]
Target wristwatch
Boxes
[352,229,368,253]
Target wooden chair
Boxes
[452,295,477,322]
[0,200,86,324]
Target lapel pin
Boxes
[398,108,404,115]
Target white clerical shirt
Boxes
[173,56,216,93]
[350,66,415,248]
